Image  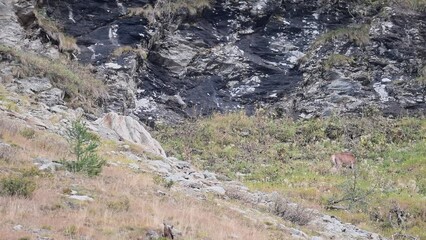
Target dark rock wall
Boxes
[37,0,426,122]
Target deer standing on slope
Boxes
[330,152,357,172]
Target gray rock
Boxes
[151,34,198,77]
[145,229,160,240]
[205,186,226,196]
[181,179,203,189]
[128,163,140,170]
[16,77,52,94]
[39,162,63,172]
[0,0,25,47]
[327,79,359,93]
[290,228,309,238]
[147,160,172,174]
[373,83,390,102]
[171,159,191,169]
[250,0,281,17]
[190,172,205,179]
[0,141,15,162]
[68,195,94,202]
[13,225,23,231]
[49,105,68,114]
[94,112,166,157]
[38,88,64,106]
[165,173,186,183]
[203,171,217,180]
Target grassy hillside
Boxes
[0,112,280,239]
[155,111,426,239]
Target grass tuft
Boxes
[0,175,36,198]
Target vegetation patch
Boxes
[0,175,36,198]
[62,120,105,177]
[0,44,107,112]
[312,24,371,49]
[112,46,147,59]
[34,10,80,54]
[271,194,314,225]
[323,54,355,70]
[155,112,426,238]
[396,0,426,11]
[129,0,212,23]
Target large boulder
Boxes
[94,112,166,157]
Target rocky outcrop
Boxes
[93,112,166,157]
[0,0,25,48]
[279,5,426,119]
[33,0,426,123]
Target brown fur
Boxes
[331,152,356,170]
[163,222,174,239]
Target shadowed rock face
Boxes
[39,0,426,123]
[44,0,150,63]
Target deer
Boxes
[330,152,357,172]
[163,222,174,239]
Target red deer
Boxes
[331,152,356,171]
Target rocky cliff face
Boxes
[34,0,426,123]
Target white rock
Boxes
[13,225,23,231]
[147,160,172,174]
[105,62,122,70]
[373,83,389,102]
[205,186,226,195]
[68,195,94,202]
[94,112,166,157]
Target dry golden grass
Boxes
[0,116,70,163]
[0,114,276,239]
[34,10,80,53]
[112,45,148,59]
[0,166,274,239]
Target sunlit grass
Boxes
[155,111,426,238]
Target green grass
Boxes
[155,112,426,238]
[320,0,426,12]
[0,175,36,198]
[129,0,212,24]
[397,0,426,11]
[312,24,371,49]
[323,54,354,70]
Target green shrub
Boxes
[64,225,77,237]
[153,175,174,189]
[63,120,105,176]
[21,166,43,177]
[312,24,371,49]
[129,0,212,23]
[0,175,36,198]
[323,54,354,70]
[20,128,36,139]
